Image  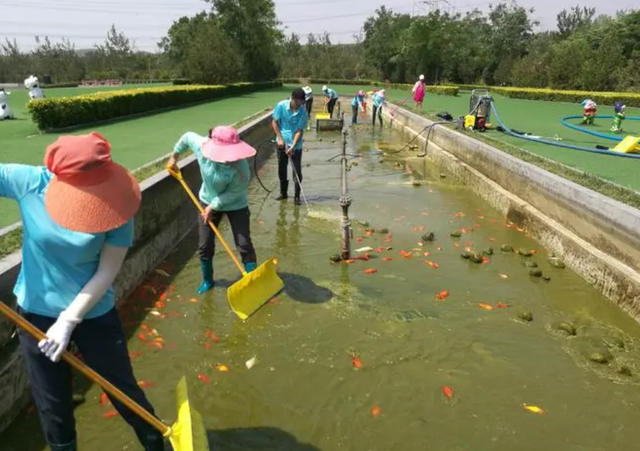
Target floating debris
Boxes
[72,394,85,405]
[363,268,378,275]
[198,373,211,384]
[356,246,374,253]
[482,247,494,256]
[557,322,577,336]
[548,258,566,269]
[589,351,612,364]
[496,302,510,308]
[518,311,534,322]
[460,251,472,260]
[450,230,462,238]
[421,232,435,242]
[499,273,509,279]
[154,269,170,277]
[517,248,533,257]
[435,290,450,301]
[246,356,257,370]
[330,254,342,263]
[525,261,538,268]
[529,269,543,278]
[376,227,390,234]
[500,244,514,253]
[215,365,230,372]
[371,405,382,417]
[469,252,484,264]
[478,303,494,311]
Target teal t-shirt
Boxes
[0,164,134,319]
[372,92,385,107]
[273,99,307,152]
[323,88,338,99]
[173,132,251,211]
[351,96,364,108]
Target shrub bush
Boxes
[171,78,192,85]
[28,81,282,130]
[490,87,640,107]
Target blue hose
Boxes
[490,103,640,160]
[560,115,640,142]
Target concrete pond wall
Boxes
[379,104,640,321]
[0,112,275,435]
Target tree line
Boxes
[0,0,638,92]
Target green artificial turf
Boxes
[307,84,640,192]
[0,84,293,229]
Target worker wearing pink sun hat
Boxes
[168,125,258,294]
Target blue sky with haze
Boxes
[1,0,636,52]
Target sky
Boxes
[1,0,637,52]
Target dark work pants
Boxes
[327,98,338,117]
[17,308,165,451]
[277,147,303,197]
[198,205,257,264]
[305,98,313,118]
[352,105,358,124]
[372,105,383,126]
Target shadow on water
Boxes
[207,427,320,451]
[280,272,334,305]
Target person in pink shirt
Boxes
[412,74,426,113]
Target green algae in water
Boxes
[6,122,640,451]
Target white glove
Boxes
[38,244,128,363]
[38,311,81,362]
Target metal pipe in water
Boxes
[339,130,352,260]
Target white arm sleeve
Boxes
[62,244,128,322]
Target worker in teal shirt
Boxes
[322,85,339,118]
[272,88,308,205]
[0,132,165,451]
[168,126,258,294]
[351,90,366,125]
[372,89,386,127]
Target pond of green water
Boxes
[3,124,640,451]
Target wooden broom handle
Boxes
[0,301,171,436]
[167,166,247,275]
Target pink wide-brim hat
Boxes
[202,126,257,163]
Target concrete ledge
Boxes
[383,104,640,321]
[0,110,274,435]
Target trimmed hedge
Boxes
[280,78,459,96]
[171,78,192,85]
[43,82,79,89]
[28,81,282,130]
[490,87,640,108]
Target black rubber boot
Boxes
[276,180,289,201]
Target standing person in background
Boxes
[272,88,308,205]
[302,86,314,119]
[372,90,386,127]
[351,90,366,125]
[167,126,258,294]
[0,132,167,451]
[322,85,339,118]
[412,75,426,113]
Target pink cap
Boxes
[202,126,257,163]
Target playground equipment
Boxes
[561,115,640,142]
[612,136,640,154]
[465,89,492,131]
[491,102,640,160]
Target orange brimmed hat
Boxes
[44,132,141,234]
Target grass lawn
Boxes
[0,84,294,229]
[298,84,640,192]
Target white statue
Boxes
[0,88,13,120]
[24,75,45,100]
